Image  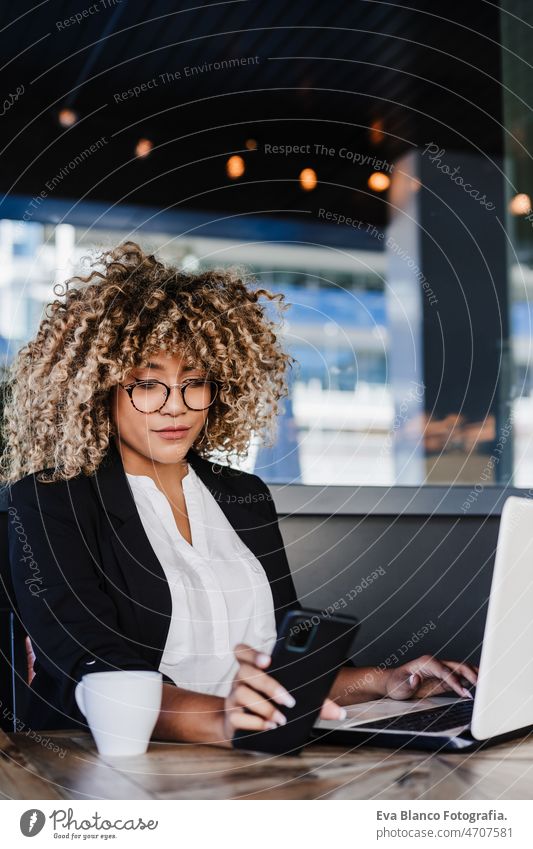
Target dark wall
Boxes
[279,513,500,668]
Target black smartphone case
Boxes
[232,608,359,755]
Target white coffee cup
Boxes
[74,670,163,757]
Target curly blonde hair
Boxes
[0,242,292,484]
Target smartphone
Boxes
[232,608,359,755]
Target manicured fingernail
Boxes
[257,653,270,667]
[274,711,287,725]
[265,720,277,730]
[275,688,296,708]
[463,688,474,699]
[338,708,347,720]
[409,674,417,688]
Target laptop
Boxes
[312,495,533,752]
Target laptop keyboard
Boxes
[358,699,474,734]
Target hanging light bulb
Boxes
[58,108,78,128]
[135,138,153,158]
[368,172,391,192]
[226,155,245,178]
[509,193,532,215]
[299,168,317,191]
[369,118,384,145]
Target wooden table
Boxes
[2,727,533,800]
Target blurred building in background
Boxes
[2,207,533,486]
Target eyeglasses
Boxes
[120,378,219,413]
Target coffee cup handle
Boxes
[74,681,86,717]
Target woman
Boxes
[2,243,476,745]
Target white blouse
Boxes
[125,464,277,697]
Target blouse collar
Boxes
[125,463,196,492]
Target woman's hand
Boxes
[223,644,346,742]
[25,636,36,684]
[384,655,478,701]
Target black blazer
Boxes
[7,439,300,730]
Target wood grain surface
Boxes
[2,729,533,800]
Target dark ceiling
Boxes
[0,0,503,229]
